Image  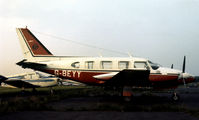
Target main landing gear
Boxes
[122,86,133,102]
[121,86,181,102]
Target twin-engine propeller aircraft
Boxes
[16,27,195,101]
[0,72,59,93]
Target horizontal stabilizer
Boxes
[16,59,46,69]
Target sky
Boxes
[0,0,199,76]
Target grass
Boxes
[0,86,90,114]
[0,86,199,118]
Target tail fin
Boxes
[16,27,53,59]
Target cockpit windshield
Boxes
[148,60,161,70]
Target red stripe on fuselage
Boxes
[149,74,179,82]
[43,69,106,85]
[42,69,180,86]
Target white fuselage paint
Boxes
[28,56,193,81]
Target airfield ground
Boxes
[0,86,199,120]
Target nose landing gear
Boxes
[171,92,180,101]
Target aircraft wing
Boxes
[93,72,118,81]
[94,69,151,87]
[3,79,40,88]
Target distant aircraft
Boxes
[15,27,195,101]
[0,72,59,93]
[61,79,85,86]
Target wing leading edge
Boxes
[3,79,40,88]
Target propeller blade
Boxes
[171,64,173,69]
[182,56,186,73]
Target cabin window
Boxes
[85,61,94,69]
[71,62,80,68]
[101,61,112,69]
[118,61,129,69]
[134,61,149,69]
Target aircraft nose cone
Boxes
[178,73,195,84]
[185,76,195,83]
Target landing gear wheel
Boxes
[172,93,180,102]
[123,96,132,102]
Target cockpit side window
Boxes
[148,60,160,70]
[71,62,80,68]
[134,61,149,70]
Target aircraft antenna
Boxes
[127,52,133,58]
[32,30,127,56]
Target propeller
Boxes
[182,56,186,73]
[182,56,186,87]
